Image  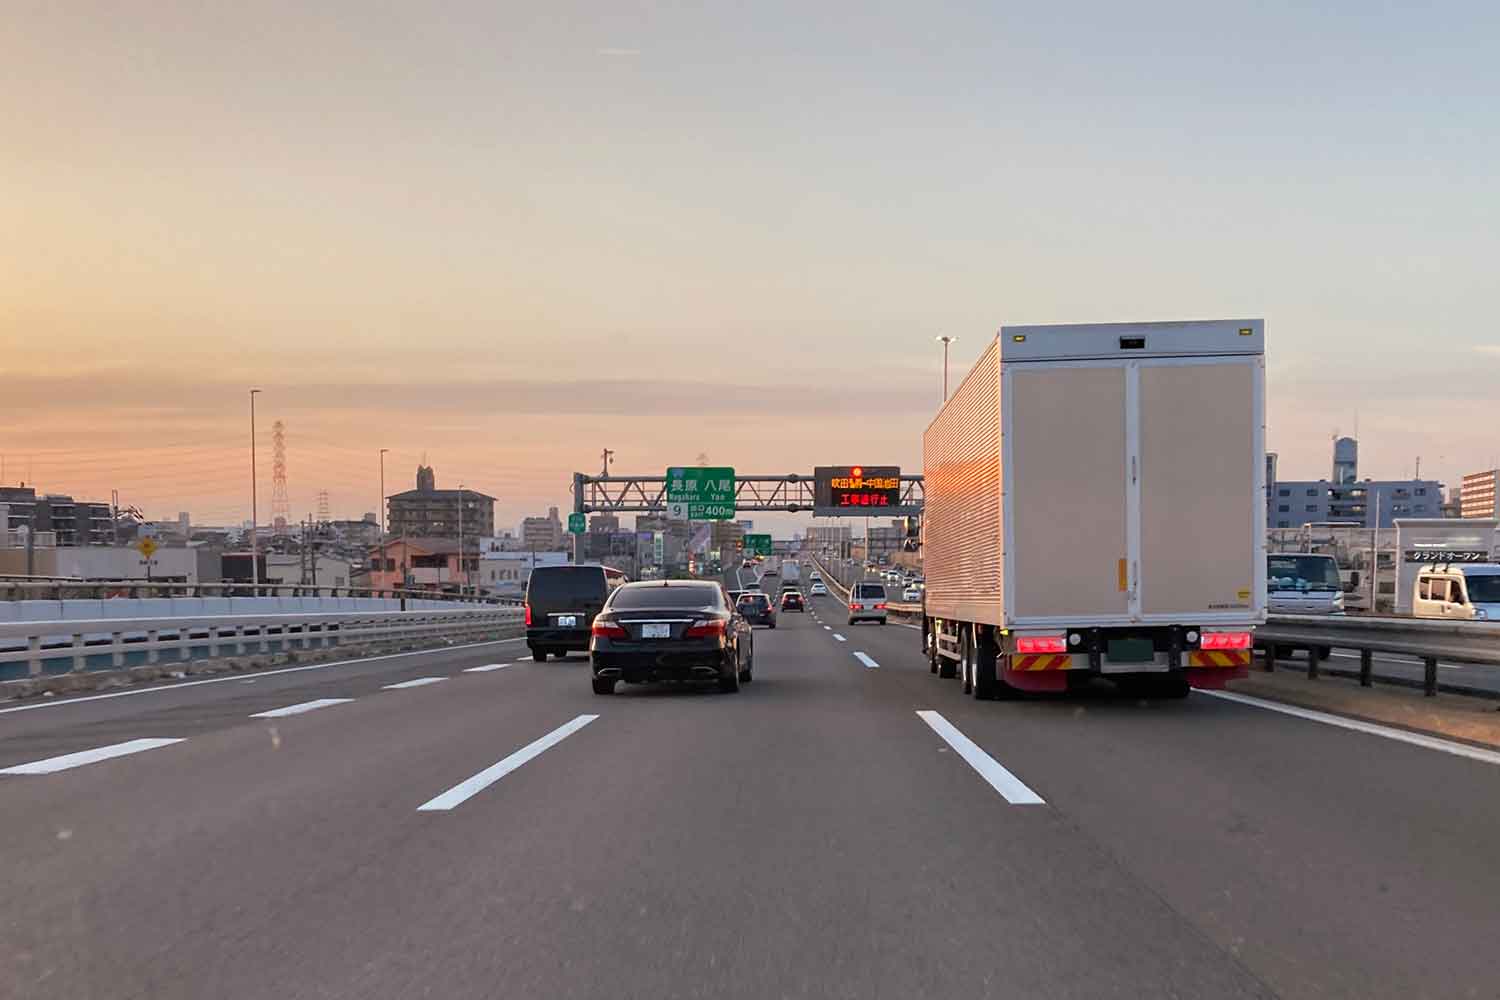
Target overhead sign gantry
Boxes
[572,469,923,516]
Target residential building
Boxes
[479,549,570,596]
[522,507,566,551]
[365,537,474,592]
[0,542,207,583]
[589,512,620,533]
[0,486,113,545]
[710,521,745,550]
[1460,470,1500,520]
[386,466,495,540]
[265,554,353,588]
[583,529,641,577]
[1442,486,1464,519]
[866,520,906,564]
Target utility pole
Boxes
[458,482,465,597]
[249,388,261,592]
[378,448,388,546]
[111,489,119,546]
[936,336,957,401]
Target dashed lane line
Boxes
[382,677,446,690]
[1,738,185,776]
[417,714,600,811]
[833,634,847,643]
[463,664,512,673]
[916,711,1045,805]
[854,652,879,669]
[250,698,353,719]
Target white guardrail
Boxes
[0,597,523,679]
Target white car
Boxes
[902,584,923,603]
[848,582,888,625]
[809,582,827,596]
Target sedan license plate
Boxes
[555,615,578,628]
[641,623,671,639]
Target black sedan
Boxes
[590,581,753,695]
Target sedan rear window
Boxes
[609,584,723,610]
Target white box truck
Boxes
[921,319,1266,699]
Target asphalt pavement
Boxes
[2,593,1498,998]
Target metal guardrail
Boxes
[1256,615,1500,697]
[0,606,523,678]
[0,579,523,606]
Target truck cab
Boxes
[1267,553,1345,615]
[1412,564,1500,620]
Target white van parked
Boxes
[1411,564,1500,620]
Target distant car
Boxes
[809,581,828,596]
[902,583,923,602]
[848,582,888,625]
[780,590,805,612]
[525,565,622,662]
[727,589,748,606]
[762,568,778,577]
[743,559,755,569]
[589,580,752,694]
[737,591,777,628]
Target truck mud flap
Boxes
[1000,667,1067,693]
[1185,666,1248,690]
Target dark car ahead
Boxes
[525,565,620,662]
[590,581,753,694]
[780,590,804,612]
[737,591,777,628]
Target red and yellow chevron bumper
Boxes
[1187,650,1252,668]
[1013,653,1074,672]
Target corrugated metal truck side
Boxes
[921,319,1266,700]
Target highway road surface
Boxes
[3,593,1499,999]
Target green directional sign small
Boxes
[666,466,735,521]
[567,512,586,534]
[745,533,772,557]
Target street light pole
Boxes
[458,482,465,598]
[935,336,957,401]
[378,448,388,546]
[249,388,261,591]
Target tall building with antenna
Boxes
[317,489,331,526]
[271,421,290,536]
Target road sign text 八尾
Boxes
[666,466,735,521]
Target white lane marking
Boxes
[0,639,523,716]
[382,677,445,690]
[1200,690,1500,767]
[854,652,880,669]
[249,698,353,719]
[916,711,1045,805]
[463,663,511,673]
[418,714,599,811]
[894,622,921,630]
[822,625,831,631]
[1,738,185,775]
[833,633,847,642]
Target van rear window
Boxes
[526,566,607,605]
[855,584,886,599]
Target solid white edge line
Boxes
[1199,690,1500,767]
[916,710,1045,805]
[417,714,599,811]
[0,638,523,716]
[833,634,847,642]
[463,663,511,673]
[249,698,353,719]
[382,677,446,689]
[1,737,185,775]
[854,652,880,669]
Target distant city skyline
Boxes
[5,3,1496,534]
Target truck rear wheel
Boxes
[925,621,938,674]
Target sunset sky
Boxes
[4,2,1498,534]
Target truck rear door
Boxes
[1136,358,1263,623]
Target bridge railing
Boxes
[0,578,522,606]
[0,605,523,680]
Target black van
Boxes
[525,565,618,662]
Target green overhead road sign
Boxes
[666,466,736,521]
[745,534,772,557]
[568,512,586,534]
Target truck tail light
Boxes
[1016,636,1067,654]
[686,619,726,638]
[1200,631,1252,650]
[591,621,628,639]
[524,604,532,626]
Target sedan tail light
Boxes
[849,603,862,611]
[591,620,628,639]
[686,619,727,638]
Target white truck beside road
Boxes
[921,319,1266,699]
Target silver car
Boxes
[848,582,888,625]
